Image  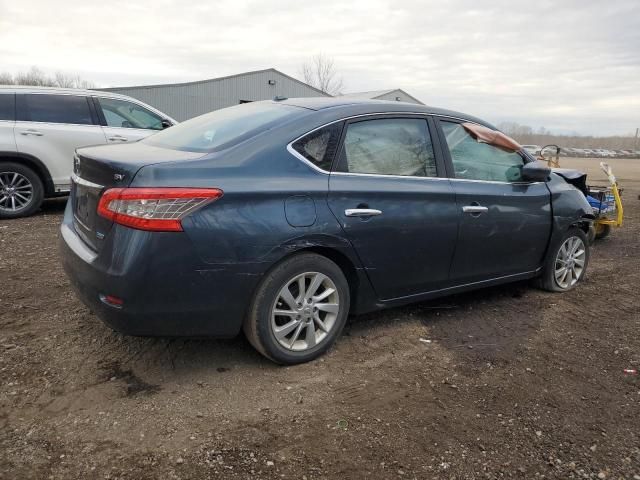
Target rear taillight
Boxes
[97,187,223,232]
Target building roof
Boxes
[98,68,330,97]
[340,88,424,105]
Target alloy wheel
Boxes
[271,271,340,351]
[554,236,586,289]
[0,172,34,212]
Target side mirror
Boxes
[161,119,173,129]
[522,160,551,182]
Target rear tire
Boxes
[535,227,590,292]
[0,162,44,219]
[244,253,350,365]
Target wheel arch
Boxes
[0,151,55,196]
[571,214,594,234]
[253,242,376,316]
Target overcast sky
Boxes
[1,0,638,136]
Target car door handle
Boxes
[462,205,489,214]
[108,135,128,142]
[20,129,43,136]
[345,208,383,217]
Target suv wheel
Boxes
[0,162,44,219]
[536,227,590,292]
[244,253,350,364]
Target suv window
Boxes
[22,94,93,125]
[98,97,164,130]
[0,94,15,121]
[441,121,524,182]
[292,123,343,171]
[340,118,437,177]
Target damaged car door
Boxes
[437,119,552,284]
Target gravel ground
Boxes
[1,158,639,479]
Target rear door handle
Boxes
[462,205,489,214]
[345,208,383,217]
[108,135,128,142]
[20,129,43,136]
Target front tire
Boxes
[536,227,590,292]
[244,253,350,365]
[0,162,44,219]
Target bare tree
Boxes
[0,72,14,85]
[0,67,95,88]
[54,72,95,89]
[301,54,344,95]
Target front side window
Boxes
[22,94,93,125]
[98,98,164,130]
[292,123,342,171]
[441,121,524,182]
[0,94,15,121]
[340,118,437,177]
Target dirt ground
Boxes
[1,158,639,479]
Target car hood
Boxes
[551,168,588,196]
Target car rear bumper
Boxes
[59,201,261,337]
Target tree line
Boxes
[0,67,95,89]
[498,121,639,151]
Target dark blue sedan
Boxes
[60,98,594,364]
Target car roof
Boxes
[0,85,177,122]
[0,85,144,101]
[275,97,497,129]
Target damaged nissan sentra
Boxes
[60,97,594,364]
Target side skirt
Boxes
[375,268,542,310]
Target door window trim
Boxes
[287,112,459,179]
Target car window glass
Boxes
[144,102,304,153]
[23,94,93,125]
[342,118,436,177]
[292,123,342,171]
[441,121,524,182]
[0,94,15,121]
[98,97,164,130]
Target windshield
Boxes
[143,102,304,153]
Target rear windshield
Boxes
[143,102,304,153]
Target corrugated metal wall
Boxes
[101,69,328,121]
[375,90,421,105]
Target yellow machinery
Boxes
[538,146,623,240]
[589,162,624,239]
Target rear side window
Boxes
[144,102,304,153]
[340,118,437,177]
[98,97,164,130]
[21,94,93,125]
[0,94,15,121]
[441,121,524,182]
[292,123,343,171]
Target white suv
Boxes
[0,86,176,218]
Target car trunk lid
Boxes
[71,142,204,251]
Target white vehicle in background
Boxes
[522,145,542,156]
[521,144,541,156]
[0,86,176,218]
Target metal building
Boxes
[340,89,424,105]
[99,68,329,121]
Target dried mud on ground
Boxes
[1,159,639,479]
